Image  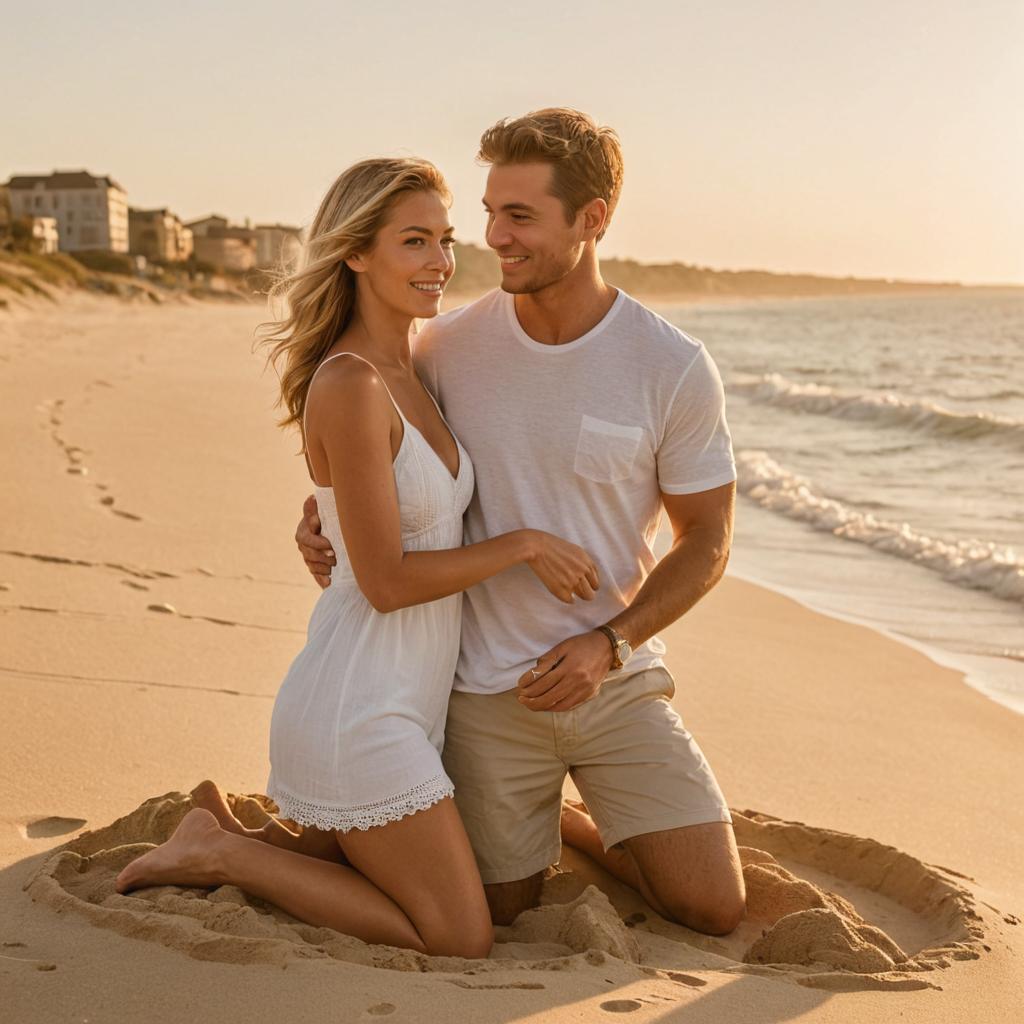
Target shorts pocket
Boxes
[574,415,644,483]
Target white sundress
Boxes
[267,352,474,832]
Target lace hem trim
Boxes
[269,774,454,833]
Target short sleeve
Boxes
[657,345,736,495]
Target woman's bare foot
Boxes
[115,808,228,893]
[190,779,341,864]
[190,780,247,836]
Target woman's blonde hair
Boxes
[258,157,450,434]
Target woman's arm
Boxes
[307,361,596,612]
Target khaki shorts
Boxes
[442,666,732,885]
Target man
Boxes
[297,108,745,934]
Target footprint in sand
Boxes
[364,1005,396,1017]
[21,817,87,839]
[94,492,144,520]
[600,1000,643,1013]
[447,980,545,990]
[666,972,706,987]
[0,947,58,972]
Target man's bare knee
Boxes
[668,895,745,935]
[656,875,746,936]
[485,872,543,926]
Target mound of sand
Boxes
[26,791,988,991]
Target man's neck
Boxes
[513,251,618,346]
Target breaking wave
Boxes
[736,450,1024,605]
[731,374,1024,443]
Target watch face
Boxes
[619,641,633,662]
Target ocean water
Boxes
[657,291,1024,714]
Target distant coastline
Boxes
[2,241,1019,314]
[451,243,1024,301]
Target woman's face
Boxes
[353,189,456,319]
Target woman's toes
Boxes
[115,808,224,893]
[189,780,244,834]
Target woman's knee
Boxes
[420,906,494,958]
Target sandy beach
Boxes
[2,296,1022,1023]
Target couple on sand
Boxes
[117,108,746,956]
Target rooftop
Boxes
[5,170,126,192]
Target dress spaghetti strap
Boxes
[302,352,406,487]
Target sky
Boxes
[3,0,1022,284]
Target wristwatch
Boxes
[596,625,633,670]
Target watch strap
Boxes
[597,625,624,669]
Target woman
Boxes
[114,158,600,958]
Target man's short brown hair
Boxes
[478,108,624,242]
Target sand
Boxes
[1,295,1022,1022]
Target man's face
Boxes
[482,163,585,294]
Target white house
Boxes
[4,171,129,253]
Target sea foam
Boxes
[736,450,1024,605]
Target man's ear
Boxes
[580,198,608,242]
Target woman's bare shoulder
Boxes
[305,355,393,431]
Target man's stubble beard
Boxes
[498,250,581,296]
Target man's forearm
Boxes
[606,525,731,649]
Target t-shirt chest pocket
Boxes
[573,414,645,483]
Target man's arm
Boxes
[609,482,734,650]
[516,482,734,712]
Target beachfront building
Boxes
[254,223,303,269]
[187,214,230,237]
[3,171,129,253]
[186,215,257,272]
[129,208,194,263]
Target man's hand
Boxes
[296,494,335,589]
[516,631,615,713]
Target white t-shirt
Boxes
[413,288,736,695]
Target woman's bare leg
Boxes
[190,780,343,863]
[338,796,492,958]
[116,802,492,957]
